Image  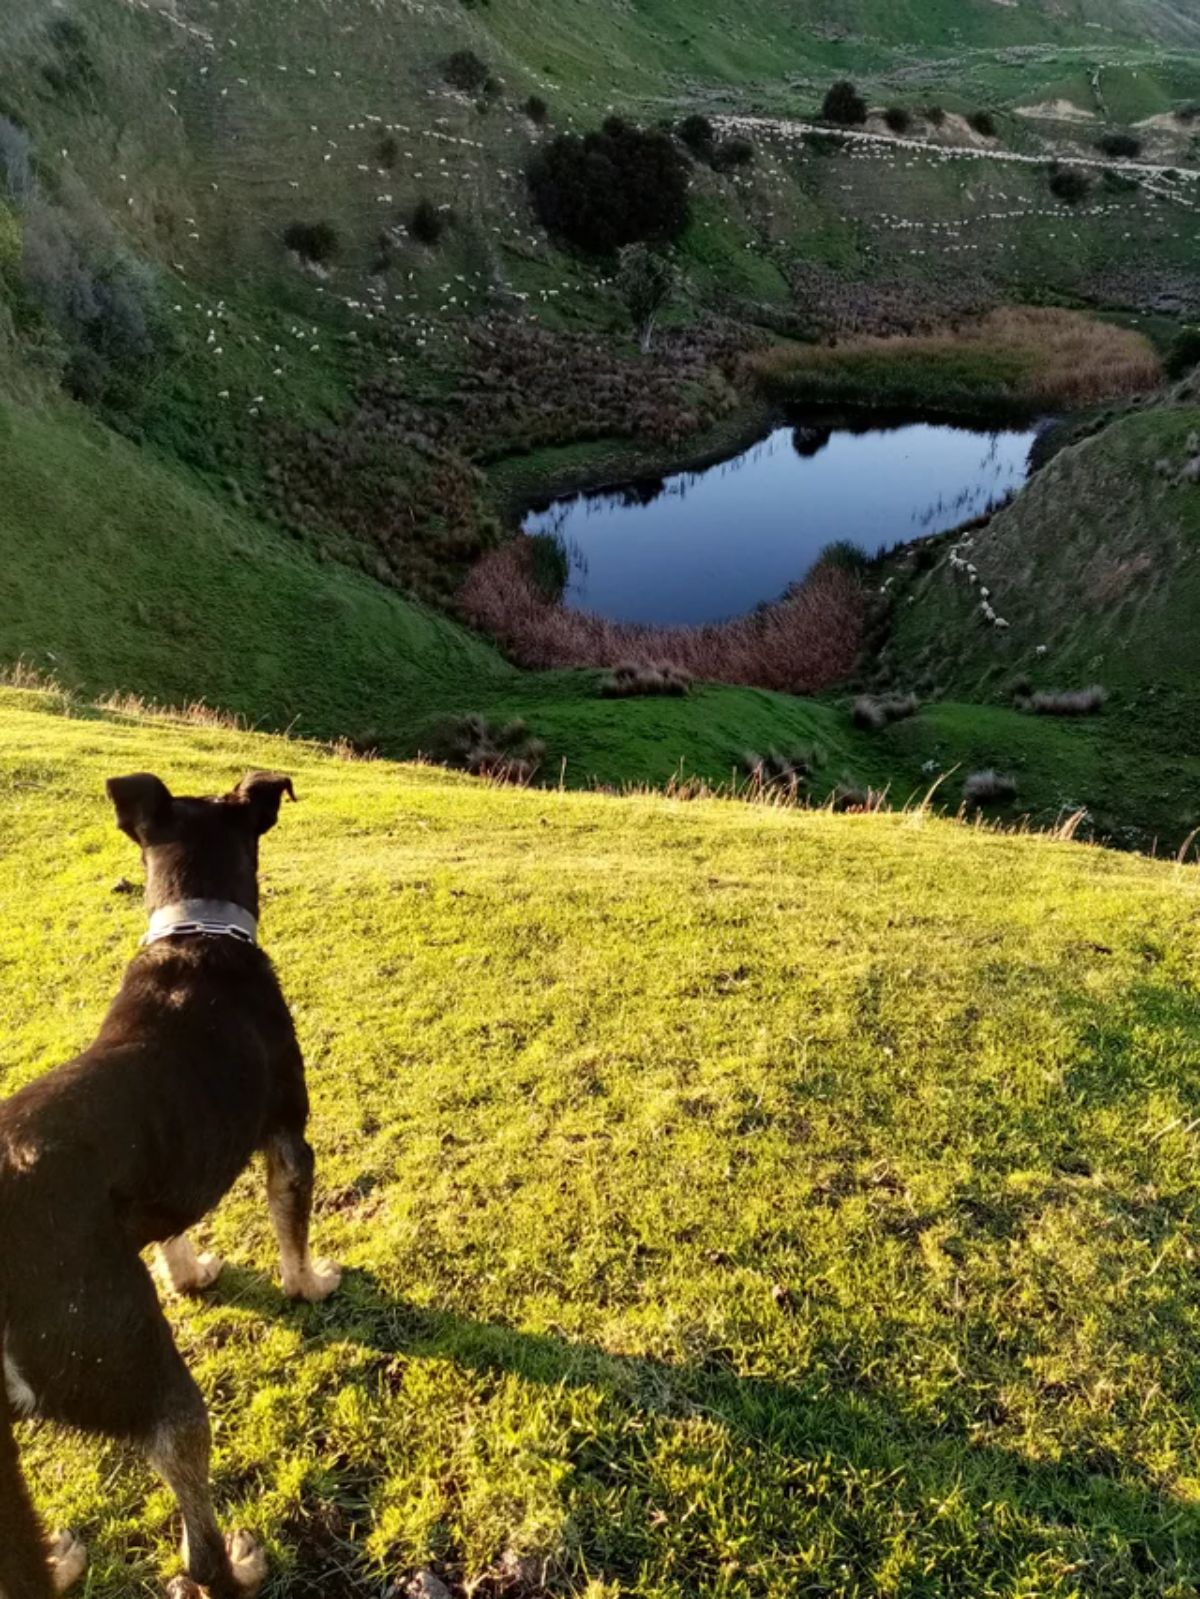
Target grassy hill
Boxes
[4,686,1200,1596]
[878,392,1200,848]
[3,0,1200,841]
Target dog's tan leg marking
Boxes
[151,1414,266,1598]
[164,1532,267,1598]
[279,1246,342,1303]
[265,1132,342,1302]
[47,1530,88,1594]
[156,1235,224,1296]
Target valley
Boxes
[5,1,1200,1592]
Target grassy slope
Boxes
[4,688,1200,1596]
[882,402,1200,846]
[2,0,1200,831]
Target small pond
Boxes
[523,417,1041,626]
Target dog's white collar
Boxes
[141,900,258,948]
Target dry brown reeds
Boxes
[459,539,866,694]
[749,307,1162,411]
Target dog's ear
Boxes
[233,771,296,835]
[106,773,175,845]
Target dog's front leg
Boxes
[155,1235,224,1297]
[265,1130,341,1302]
[150,1403,266,1599]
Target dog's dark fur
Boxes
[0,771,340,1599]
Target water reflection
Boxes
[523,416,1040,626]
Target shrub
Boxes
[527,118,690,254]
[600,663,691,698]
[1022,685,1107,717]
[283,220,339,264]
[41,17,97,99]
[884,106,912,134]
[444,50,489,93]
[1097,131,1142,159]
[377,134,399,167]
[925,104,946,127]
[678,113,716,158]
[712,136,755,171]
[823,81,868,126]
[963,770,1017,807]
[410,197,445,246]
[1166,327,1200,380]
[21,203,158,398]
[0,117,32,200]
[525,95,548,125]
[969,110,997,139]
[852,693,919,731]
[1049,169,1090,203]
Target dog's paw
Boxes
[165,1579,201,1599]
[228,1529,268,1593]
[47,1529,88,1594]
[184,1250,224,1293]
[284,1257,343,1303]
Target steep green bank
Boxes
[878,396,1200,846]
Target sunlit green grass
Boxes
[4,688,1200,1596]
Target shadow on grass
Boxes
[211,1262,1195,1596]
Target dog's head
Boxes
[105,771,296,915]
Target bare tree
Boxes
[617,243,676,353]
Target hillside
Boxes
[4,686,1200,1596]
[878,390,1200,847]
[3,0,1200,842]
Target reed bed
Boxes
[459,541,866,695]
[749,306,1162,411]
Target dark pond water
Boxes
[523,417,1040,626]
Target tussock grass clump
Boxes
[852,693,919,731]
[884,106,912,134]
[434,713,546,783]
[749,307,1161,412]
[600,663,691,698]
[1021,685,1108,717]
[741,747,814,789]
[963,769,1018,807]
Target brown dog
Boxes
[0,771,340,1598]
